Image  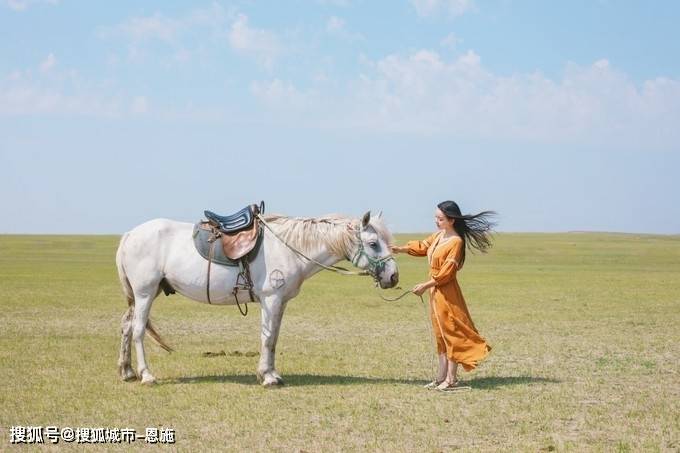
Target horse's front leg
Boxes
[257,295,287,386]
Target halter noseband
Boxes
[349,230,395,282]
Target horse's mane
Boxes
[263,214,393,258]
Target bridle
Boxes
[349,232,395,284]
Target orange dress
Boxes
[407,232,491,371]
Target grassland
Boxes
[0,232,678,452]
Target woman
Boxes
[391,201,495,390]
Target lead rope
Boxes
[376,288,438,385]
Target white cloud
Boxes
[228,14,282,68]
[250,79,312,111]
[411,0,474,17]
[101,7,296,70]
[184,2,231,28]
[326,16,345,33]
[5,0,27,10]
[173,48,191,63]
[109,13,181,42]
[40,53,56,72]
[7,70,23,81]
[0,82,123,117]
[250,49,680,148]
[440,32,460,49]
[98,5,234,67]
[0,62,136,118]
[326,15,363,42]
[4,0,57,11]
[130,96,149,114]
[101,4,231,43]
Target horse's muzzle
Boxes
[379,271,399,289]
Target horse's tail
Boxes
[145,320,173,352]
[116,233,135,307]
[116,232,173,353]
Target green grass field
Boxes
[1,233,678,452]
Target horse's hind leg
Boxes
[132,292,157,384]
[118,306,136,381]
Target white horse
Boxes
[116,211,398,386]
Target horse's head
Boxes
[350,211,399,289]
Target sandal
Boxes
[423,380,444,389]
[435,379,460,391]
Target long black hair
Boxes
[437,200,497,267]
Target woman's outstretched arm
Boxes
[392,232,437,257]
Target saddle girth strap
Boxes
[204,224,254,315]
[206,233,217,304]
[232,259,253,317]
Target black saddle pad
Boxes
[192,223,263,267]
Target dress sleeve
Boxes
[431,240,463,286]
[406,233,437,257]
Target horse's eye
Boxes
[369,242,378,249]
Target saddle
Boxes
[193,202,265,265]
[204,201,264,234]
[193,202,266,315]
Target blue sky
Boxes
[1,0,679,234]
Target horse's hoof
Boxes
[122,372,137,382]
[120,366,137,382]
[261,375,283,387]
[141,373,157,385]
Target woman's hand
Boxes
[412,283,429,296]
[391,245,404,254]
[413,278,436,296]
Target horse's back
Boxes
[121,218,195,268]
[126,218,193,238]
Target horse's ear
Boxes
[377,210,383,219]
[361,211,371,229]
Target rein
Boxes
[256,214,395,283]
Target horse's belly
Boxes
[172,283,260,305]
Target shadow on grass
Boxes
[161,373,560,388]
[463,375,560,389]
[161,374,415,386]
